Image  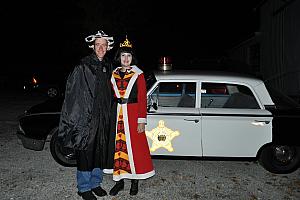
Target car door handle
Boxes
[254,120,270,124]
[184,119,199,123]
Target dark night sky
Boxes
[2,0,261,72]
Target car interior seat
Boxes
[223,92,260,109]
[177,94,195,107]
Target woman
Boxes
[109,37,155,196]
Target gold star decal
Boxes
[146,120,180,152]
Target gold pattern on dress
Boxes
[114,107,131,175]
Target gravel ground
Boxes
[0,91,300,200]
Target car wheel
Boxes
[259,145,300,174]
[47,87,58,98]
[50,127,77,167]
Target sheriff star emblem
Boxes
[146,120,180,152]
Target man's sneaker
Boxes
[92,186,107,197]
[77,191,97,200]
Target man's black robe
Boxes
[58,53,116,170]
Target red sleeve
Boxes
[137,73,147,121]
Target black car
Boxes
[16,69,300,174]
[23,67,71,98]
[16,97,76,166]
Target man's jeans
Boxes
[77,168,103,192]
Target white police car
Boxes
[145,68,300,174]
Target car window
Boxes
[145,71,157,91]
[201,82,260,109]
[149,82,196,108]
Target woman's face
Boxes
[120,52,132,67]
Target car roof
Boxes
[152,69,264,87]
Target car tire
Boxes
[47,87,59,98]
[50,127,77,167]
[259,144,300,174]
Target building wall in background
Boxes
[228,0,300,102]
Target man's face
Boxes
[94,38,108,60]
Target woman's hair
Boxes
[113,46,138,66]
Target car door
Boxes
[200,82,273,157]
[146,81,202,156]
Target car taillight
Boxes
[158,56,172,71]
[32,77,38,85]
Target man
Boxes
[58,29,115,200]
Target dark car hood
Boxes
[26,97,64,114]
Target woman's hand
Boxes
[137,123,145,133]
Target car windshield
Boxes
[145,71,157,91]
[266,85,300,108]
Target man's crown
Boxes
[120,36,132,48]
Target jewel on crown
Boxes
[120,36,132,48]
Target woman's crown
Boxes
[120,36,132,48]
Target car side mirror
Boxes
[153,102,158,110]
[147,102,158,112]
